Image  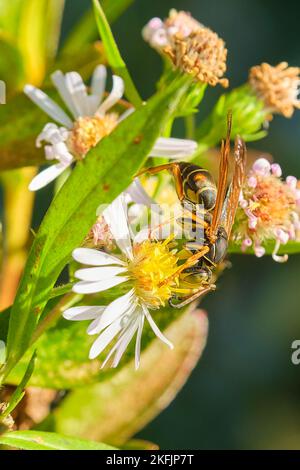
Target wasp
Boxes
[137,113,247,308]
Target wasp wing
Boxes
[221,136,247,238]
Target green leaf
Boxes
[1,76,189,382]
[92,0,142,106]
[38,308,208,444]
[62,0,135,54]
[0,1,65,87]
[229,240,300,256]
[0,431,116,450]
[0,352,36,419]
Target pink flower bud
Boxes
[271,163,282,177]
[275,228,289,245]
[252,158,271,176]
[241,238,252,252]
[248,216,258,229]
[247,176,257,188]
[254,245,265,258]
[286,175,297,190]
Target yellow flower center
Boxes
[68,114,118,158]
[128,239,180,309]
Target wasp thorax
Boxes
[249,62,300,118]
[164,28,229,88]
[68,114,118,158]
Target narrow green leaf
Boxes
[2,77,189,382]
[0,431,116,450]
[0,352,36,419]
[92,0,142,106]
[62,0,135,53]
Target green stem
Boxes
[185,114,195,139]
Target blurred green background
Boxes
[13,0,300,449]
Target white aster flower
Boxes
[24,66,197,191]
[63,194,185,369]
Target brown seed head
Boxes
[249,62,300,118]
[164,28,229,88]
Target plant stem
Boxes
[185,114,196,140]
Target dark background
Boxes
[65,0,300,449]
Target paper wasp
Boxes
[137,113,247,308]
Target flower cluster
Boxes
[232,158,300,262]
[143,9,228,88]
[24,66,197,191]
[64,195,198,369]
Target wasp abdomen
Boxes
[179,163,217,210]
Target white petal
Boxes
[103,194,133,260]
[125,178,159,211]
[75,265,127,282]
[48,142,74,166]
[142,304,174,349]
[73,276,128,294]
[36,122,67,147]
[100,313,139,368]
[135,313,145,369]
[24,84,73,128]
[89,320,122,359]
[65,71,89,117]
[63,305,105,321]
[51,70,79,119]
[97,75,124,115]
[111,317,140,368]
[91,289,136,333]
[72,247,125,266]
[149,137,197,158]
[28,163,70,191]
[91,65,107,104]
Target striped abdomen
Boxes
[179,163,217,211]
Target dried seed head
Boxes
[164,28,229,87]
[86,216,116,251]
[249,62,300,118]
[165,9,203,38]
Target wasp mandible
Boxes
[137,113,247,308]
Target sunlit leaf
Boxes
[0,430,116,450]
[1,76,190,383]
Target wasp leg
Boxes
[169,284,216,308]
[159,245,210,287]
[135,162,184,202]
